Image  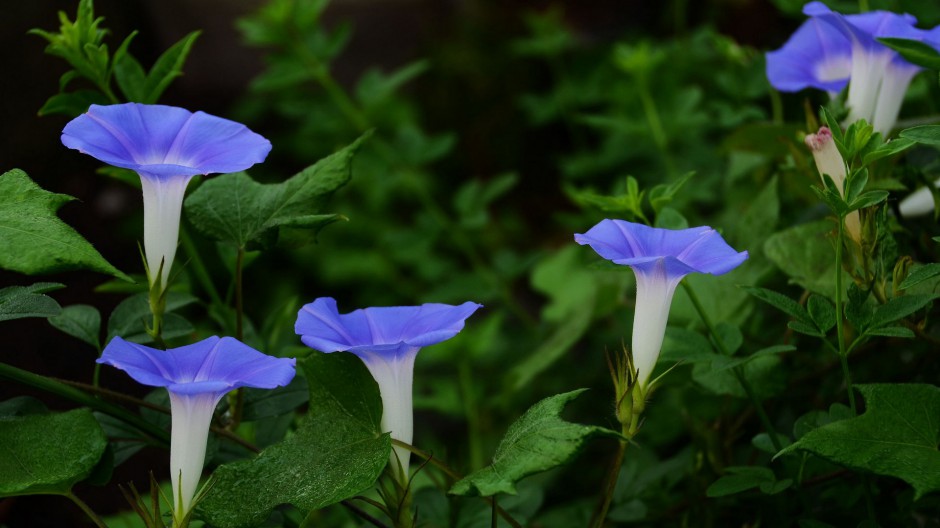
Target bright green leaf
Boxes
[861,138,914,165]
[185,133,369,249]
[450,389,621,497]
[0,408,107,497]
[879,38,940,70]
[778,384,940,499]
[0,170,129,280]
[199,352,390,528]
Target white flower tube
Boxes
[356,348,419,479]
[168,392,217,517]
[140,175,193,290]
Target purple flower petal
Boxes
[98,336,296,397]
[295,297,483,361]
[804,2,922,53]
[766,17,852,93]
[574,219,748,280]
[61,103,271,182]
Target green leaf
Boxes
[741,286,813,325]
[241,376,309,421]
[648,172,694,213]
[806,295,835,334]
[764,221,844,297]
[692,354,784,399]
[847,191,888,212]
[777,384,940,499]
[706,466,774,497]
[140,31,200,104]
[200,352,390,528]
[900,125,940,147]
[450,389,621,497]
[879,38,940,70]
[868,294,937,330]
[37,90,109,117]
[844,168,868,205]
[821,107,844,146]
[112,32,147,102]
[861,138,914,165]
[0,170,129,280]
[712,322,742,355]
[509,246,596,390]
[106,292,197,344]
[864,326,914,338]
[48,304,101,349]
[0,408,107,496]
[653,206,689,230]
[899,263,940,290]
[0,283,63,322]
[185,133,369,249]
[709,345,795,373]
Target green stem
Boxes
[65,491,108,528]
[858,0,869,12]
[235,247,245,341]
[458,358,484,470]
[491,494,498,528]
[0,361,170,445]
[770,89,783,125]
[839,353,857,414]
[637,79,676,178]
[227,247,247,431]
[834,216,856,413]
[391,439,523,528]
[681,281,784,451]
[283,9,371,133]
[179,226,223,307]
[591,437,628,528]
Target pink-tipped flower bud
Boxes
[805,127,861,244]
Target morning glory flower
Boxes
[295,297,481,480]
[98,336,296,521]
[61,103,271,290]
[767,2,939,136]
[575,220,747,391]
[805,126,861,242]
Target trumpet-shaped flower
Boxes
[575,220,747,391]
[62,103,271,290]
[766,2,940,136]
[295,297,481,479]
[98,336,295,520]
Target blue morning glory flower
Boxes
[62,103,271,291]
[98,336,295,520]
[575,220,747,391]
[766,2,939,135]
[295,297,482,480]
